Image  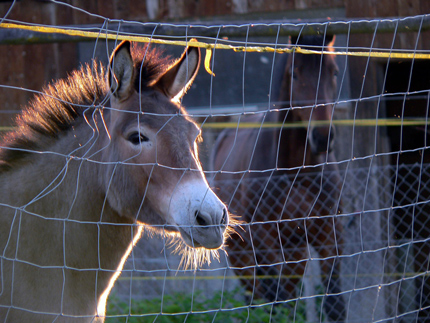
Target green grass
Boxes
[105,288,307,323]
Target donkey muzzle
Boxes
[171,179,229,250]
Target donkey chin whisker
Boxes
[141,224,224,270]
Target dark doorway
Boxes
[384,60,430,323]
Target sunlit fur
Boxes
[0,41,230,322]
[0,45,172,170]
[140,215,241,270]
[97,225,144,316]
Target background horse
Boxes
[0,40,229,322]
[211,35,345,321]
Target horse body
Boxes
[0,41,228,322]
[212,35,345,320]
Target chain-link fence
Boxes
[113,162,430,322]
[1,3,430,321]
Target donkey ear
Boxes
[108,40,135,100]
[290,36,299,45]
[154,45,201,101]
[326,34,336,48]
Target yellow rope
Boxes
[116,270,430,282]
[2,22,430,60]
[0,23,428,131]
[204,47,215,76]
[0,118,427,132]
[202,118,428,129]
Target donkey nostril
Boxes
[195,211,209,226]
[221,208,228,226]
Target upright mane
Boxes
[0,44,172,172]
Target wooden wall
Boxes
[0,0,429,127]
[1,1,429,318]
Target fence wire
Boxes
[114,163,430,322]
[1,2,430,323]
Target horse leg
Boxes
[279,252,307,303]
[312,219,346,322]
[241,266,267,302]
[258,264,283,301]
[320,255,345,321]
[227,241,264,301]
[413,240,430,322]
[227,221,272,302]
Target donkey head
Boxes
[102,41,228,250]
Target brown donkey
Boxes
[212,35,345,321]
[0,41,229,322]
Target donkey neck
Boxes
[0,126,139,321]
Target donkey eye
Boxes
[128,132,149,145]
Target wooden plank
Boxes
[294,0,308,10]
[57,43,78,78]
[398,0,420,50]
[201,1,217,17]
[55,2,75,25]
[215,1,232,16]
[418,1,430,49]
[374,0,398,51]
[71,0,101,25]
[2,16,430,46]
[420,0,430,15]
[112,0,147,21]
[247,0,294,12]
[346,0,376,19]
[0,45,27,126]
[181,0,198,18]
[96,0,115,20]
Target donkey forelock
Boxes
[0,44,174,172]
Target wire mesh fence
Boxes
[111,162,430,322]
[1,2,430,323]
